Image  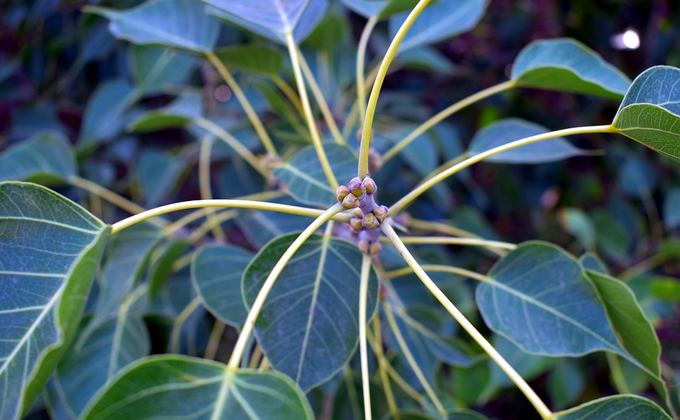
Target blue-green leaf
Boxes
[342,0,419,19]
[0,182,109,419]
[130,46,197,95]
[389,0,485,52]
[273,143,357,207]
[467,119,589,164]
[0,131,76,185]
[128,91,203,133]
[205,0,327,44]
[556,395,670,420]
[664,188,680,229]
[88,0,220,53]
[243,233,379,390]
[613,66,680,162]
[191,244,254,329]
[81,355,314,420]
[78,79,136,151]
[214,44,284,77]
[511,38,631,99]
[135,149,189,207]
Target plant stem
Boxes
[385,236,516,251]
[390,124,616,215]
[111,199,350,235]
[199,137,226,240]
[273,75,304,115]
[188,210,237,244]
[344,365,363,420]
[204,320,226,360]
[248,345,264,370]
[69,176,167,227]
[205,51,277,157]
[383,300,447,419]
[359,254,373,420]
[194,117,267,177]
[285,31,339,190]
[368,317,399,420]
[382,81,516,162]
[169,296,203,354]
[381,223,555,420]
[296,48,345,145]
[407,218,508,257]
[357,16,379,123]
[607,353,630,393]
[358,0,431,178]
[226,203,344,369]
[385,264,489,282]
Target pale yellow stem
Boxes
[205,52,277,157]
[385,236,516,251]
[385,264,489,283]
[248,345,264,369]
[357,16,379,123]
[381,223,555,420]
[285,30,339,190]
[382,81,516,162]
[370,315,400,420]
[199,137,226,240]
[188,210,237,244]
[358,0,432,178]
[169,297,203,353]
[297,48,345,145]
[359,254,373,420]
[272,75,304,115]
[390,124,616,215]
[204,320,226,360]
[407,218,507,257]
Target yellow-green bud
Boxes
[358,240,369,254]
[352,208,363,218]
[348,177,365,197]
[342,193,359,209]
[363,177,377,194]
[369,242,382,255]
[336,185,350,203]
[363,213,380,229]
[372,205,388,223]
[350,217,364,231]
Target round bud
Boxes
[369,242,382,255]
[350,217,364,231]
[336,185,350,203]
[363,177,377,195]
[372,205,388,223]
[357,240,369,254]
[352,208,363,218]
[362,213,380,229]
[348,177,365,197]
[342,193,359,209]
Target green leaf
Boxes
[342,0,419,19]
[548,360,586,410]
[511,38,631,99]
[128,91,203,133]
[558,208,596,250]
[273,143,357,207]
[397,47,456,74]
[389,0,485,52]
[205,0,327,44]
[579,252,608,274]
[135,149,189,207]
[555,395,671,420]
[467,119,589,164]
[130,45,197,95]
[584,270,661,377]
[613,66,680,162]
[148,238,191,299]
[77,78,136,151]
[0,182,110,419]
[46,311,150,419]
[0,131,76,185]
[476,242,629,358]
[214,44,284,77]
[302,12,348,51]
[88,0,220,53]
[81,355,314,420]
[243,233,379,391]
[191,244,254,329]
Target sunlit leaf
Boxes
[613,66,680,162]
[0,131,76,185]
[88,0,220,53]
[467,119,589,163]
[476,242,630,358]
[81,355,314,419]
[273,143,357,207]
[191,244,254,329]
[512,38,631,99]
[390,0,485,52]
[205,0,328,44]
[556,395,671,420]
[243,233,379,390]
[0,182,109,419]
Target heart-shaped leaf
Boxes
[81,355,314,420]
[555,395,670,420]
[192,244,254,329]
[612,66,680,162]
[389,0,485,52]
[214,44,284,77]
[467,119,590,163]
[0,131,76,184]
[0,182,109,419]
[78,79,136,151]
[130,46,197,96]
[476,242,630,358]
[243,233,379,390]
[273,143,357,207]
[511,38,631,99]
[88,0,220,53]
[343,0,419,19]
[205,0,328,44]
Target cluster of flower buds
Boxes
[336,176,389,255]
